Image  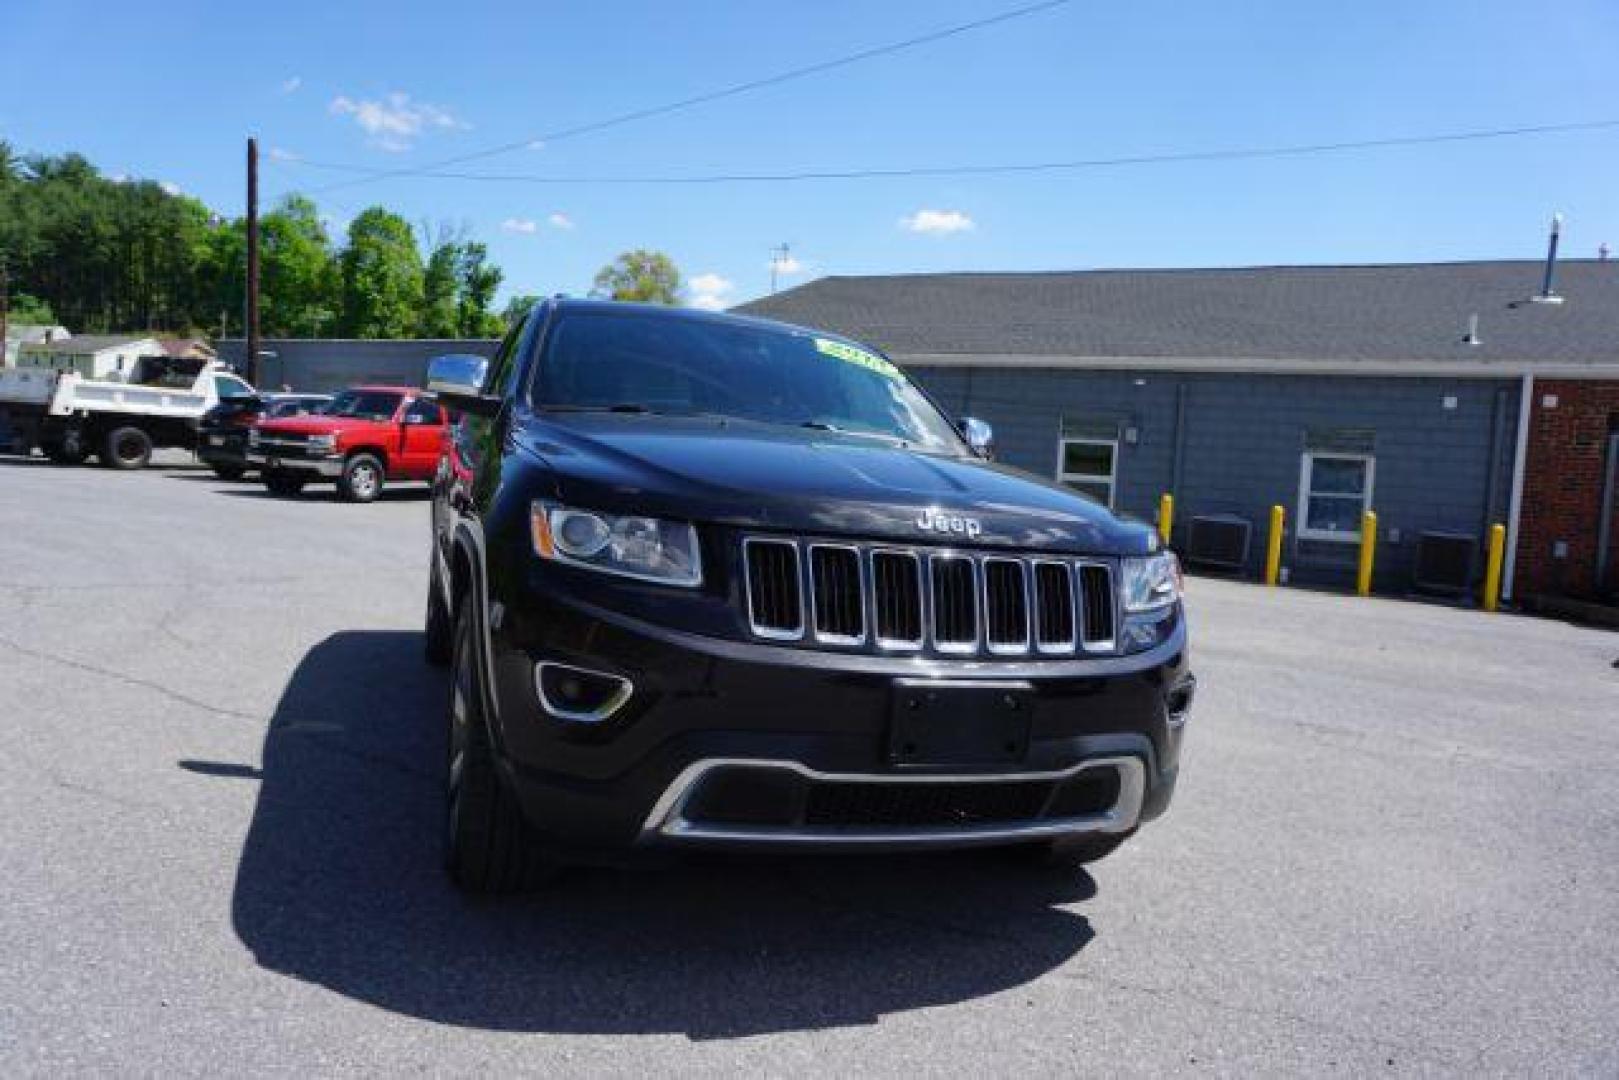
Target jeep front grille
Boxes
[742,536,1117,657]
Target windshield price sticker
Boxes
[814,338,901,380]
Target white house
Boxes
[3,324,71,366]
[16,334,163,380]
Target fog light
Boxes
[1166,676,1196,727]
[535,661,632,723]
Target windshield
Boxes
[530,311,964,452]
[322,390,402,421]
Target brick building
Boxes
[1516,381,1619,598]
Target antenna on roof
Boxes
[1600,242,1611,262]
[1530,212,1566,305]
[1464,313,1482,346]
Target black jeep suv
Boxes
[424,299,1193,891]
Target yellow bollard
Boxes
[1482,523,1506,612]
[1356,510,1378,597]
[1265,505,1285,586]
[1158,493,1174,547]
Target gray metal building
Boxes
[737,261,1619,594]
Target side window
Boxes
[214,375,252,400]
[1297,452,1375,541]
[479,323,524,403]
[404,398,445,426]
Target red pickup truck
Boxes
[247,385,448,502]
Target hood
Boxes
[255,414,385,436]
[518,413,1152,554]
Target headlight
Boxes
[308,433,338,452]
[1120,551,1182,612]
[530,501,702,587]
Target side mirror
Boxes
[425,354,498,417]
[961,416,995,459]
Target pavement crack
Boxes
[0,632,262,724]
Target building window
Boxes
[1297,452,1375,541]
[1058,438,1118,507]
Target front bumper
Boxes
[482,569,1193,854]
[246,450,344,477]
[198,431,249,468]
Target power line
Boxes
[275,118,1619,189]
[301,0,1072,195]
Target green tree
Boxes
[454,242,503,336]
[260,195,337,336]
[501,293,542,328]
[8,293,55,324]
[420,241,461,338]
[592,249,681,304]
[339,207,424,338]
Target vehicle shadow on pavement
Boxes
[210,486,432,503]
[228,631,1099,1039]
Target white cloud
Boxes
[109,172,130,184]
[527,140,546,151]
[899,208,975,235]
[690,273,734,296]
[280,76,303,95]
[160,181,182,196]
[769,254,805,275]
[688,272,735,312]
[267,146,300,162]
[547,212,575,230]
[501,218,538,234]
[329,92,466,151]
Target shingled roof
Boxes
[734,260,1619,367]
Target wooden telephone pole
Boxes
[245,138,261,386]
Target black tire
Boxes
[42,427,90,466]
[424,557,453,667]
[103,426,154,470]
[445,603,553,892]
[264,469,306,497]
[337,453,384,503]
[211,463,247,481]
[1015,831,1132,867]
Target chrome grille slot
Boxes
[744,539,803,639]
[1077,562,1117,650]
[929,556,978,651]
[1032,561,1076,652]
[871,550,923,648]
[739,536,1127,660]
[809,545,864,643]
[982,558,1029,654]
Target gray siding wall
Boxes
[216,338,497,395]
[911,366,1520,592]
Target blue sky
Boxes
[5,0,1619,308]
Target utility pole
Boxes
[769,242,791,294]
[245,137,261,385]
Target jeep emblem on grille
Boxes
[916,509,983,539]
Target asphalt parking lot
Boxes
[2,453,1616,1075]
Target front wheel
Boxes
[445,603,555,893]
[424,557,452,667]
[103,426,154,470]
[42,427,90,466]
[338,453,384,503]
[264,469,306,497]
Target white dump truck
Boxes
[0,354,256,469]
